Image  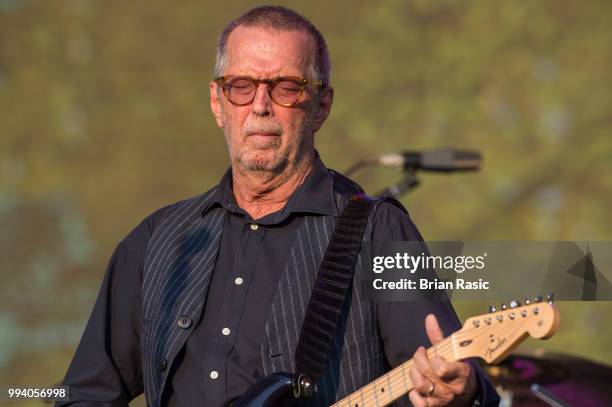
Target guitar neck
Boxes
[331,335,458,407]
[330,300,559,407]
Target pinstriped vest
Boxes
[141,171,405,407]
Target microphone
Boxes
[377,147,482,172]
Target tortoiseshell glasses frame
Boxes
[214,75,324,107]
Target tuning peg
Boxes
[488,305,497,313]
[501,303,507,310]
[510,300,520,308]
[534,295,543,303]
[546,293,554,304]
[524,298,531,305]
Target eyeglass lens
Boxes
[225,78,302,106]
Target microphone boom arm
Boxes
[375,168,420,198]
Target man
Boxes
[59,6,499,407]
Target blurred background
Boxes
[1,0,611,405]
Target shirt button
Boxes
[177,315,192,329]
[158,358,167,371]
[221,327,231,336]
[210,370,219,379]
[234,277,244,285]
[250,223,259,231]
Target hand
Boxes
[408,314,478,406]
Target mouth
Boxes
[247,132,280,138]
[247,133,281,144]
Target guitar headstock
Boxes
[454,294,560,364]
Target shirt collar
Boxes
[201,151,339,219]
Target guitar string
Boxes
[337,317,530,407]
[331,312,534,407]
[335,318,523,407]
[342,318,528,407]
[332,303,553,406]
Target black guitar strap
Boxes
[293,193,376,397]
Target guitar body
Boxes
[230,372,294,407]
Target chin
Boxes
[243,161,277,172]
[237,149,277,169]
[242,155,289,173]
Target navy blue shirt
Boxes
[58,154,498,406]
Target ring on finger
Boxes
[426,381,435,396]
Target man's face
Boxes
[210,25,333,174]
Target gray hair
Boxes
[214,5,331,87]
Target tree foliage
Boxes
[1,0,611,398]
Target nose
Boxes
[251,83,273,117]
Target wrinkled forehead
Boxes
[223,25,316,78]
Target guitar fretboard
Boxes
[330,336,457,407]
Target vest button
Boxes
[177,315,192,329]
[158,358,167,371]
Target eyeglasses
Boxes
[214,75,324,107]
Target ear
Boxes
[311,86,334,133]
[209,81,225,129]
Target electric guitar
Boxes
[232,296,560,407]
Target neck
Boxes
[231,151,315,220]
[331,336,458,407]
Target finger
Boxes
[429,357,466,382]
[425,314,445,345]
[413,346,436,379]
[409,389,427,407]
[409,363,433,397]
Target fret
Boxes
[400,363,409,394]
[371,379,380,406]
[385,371,393,403]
